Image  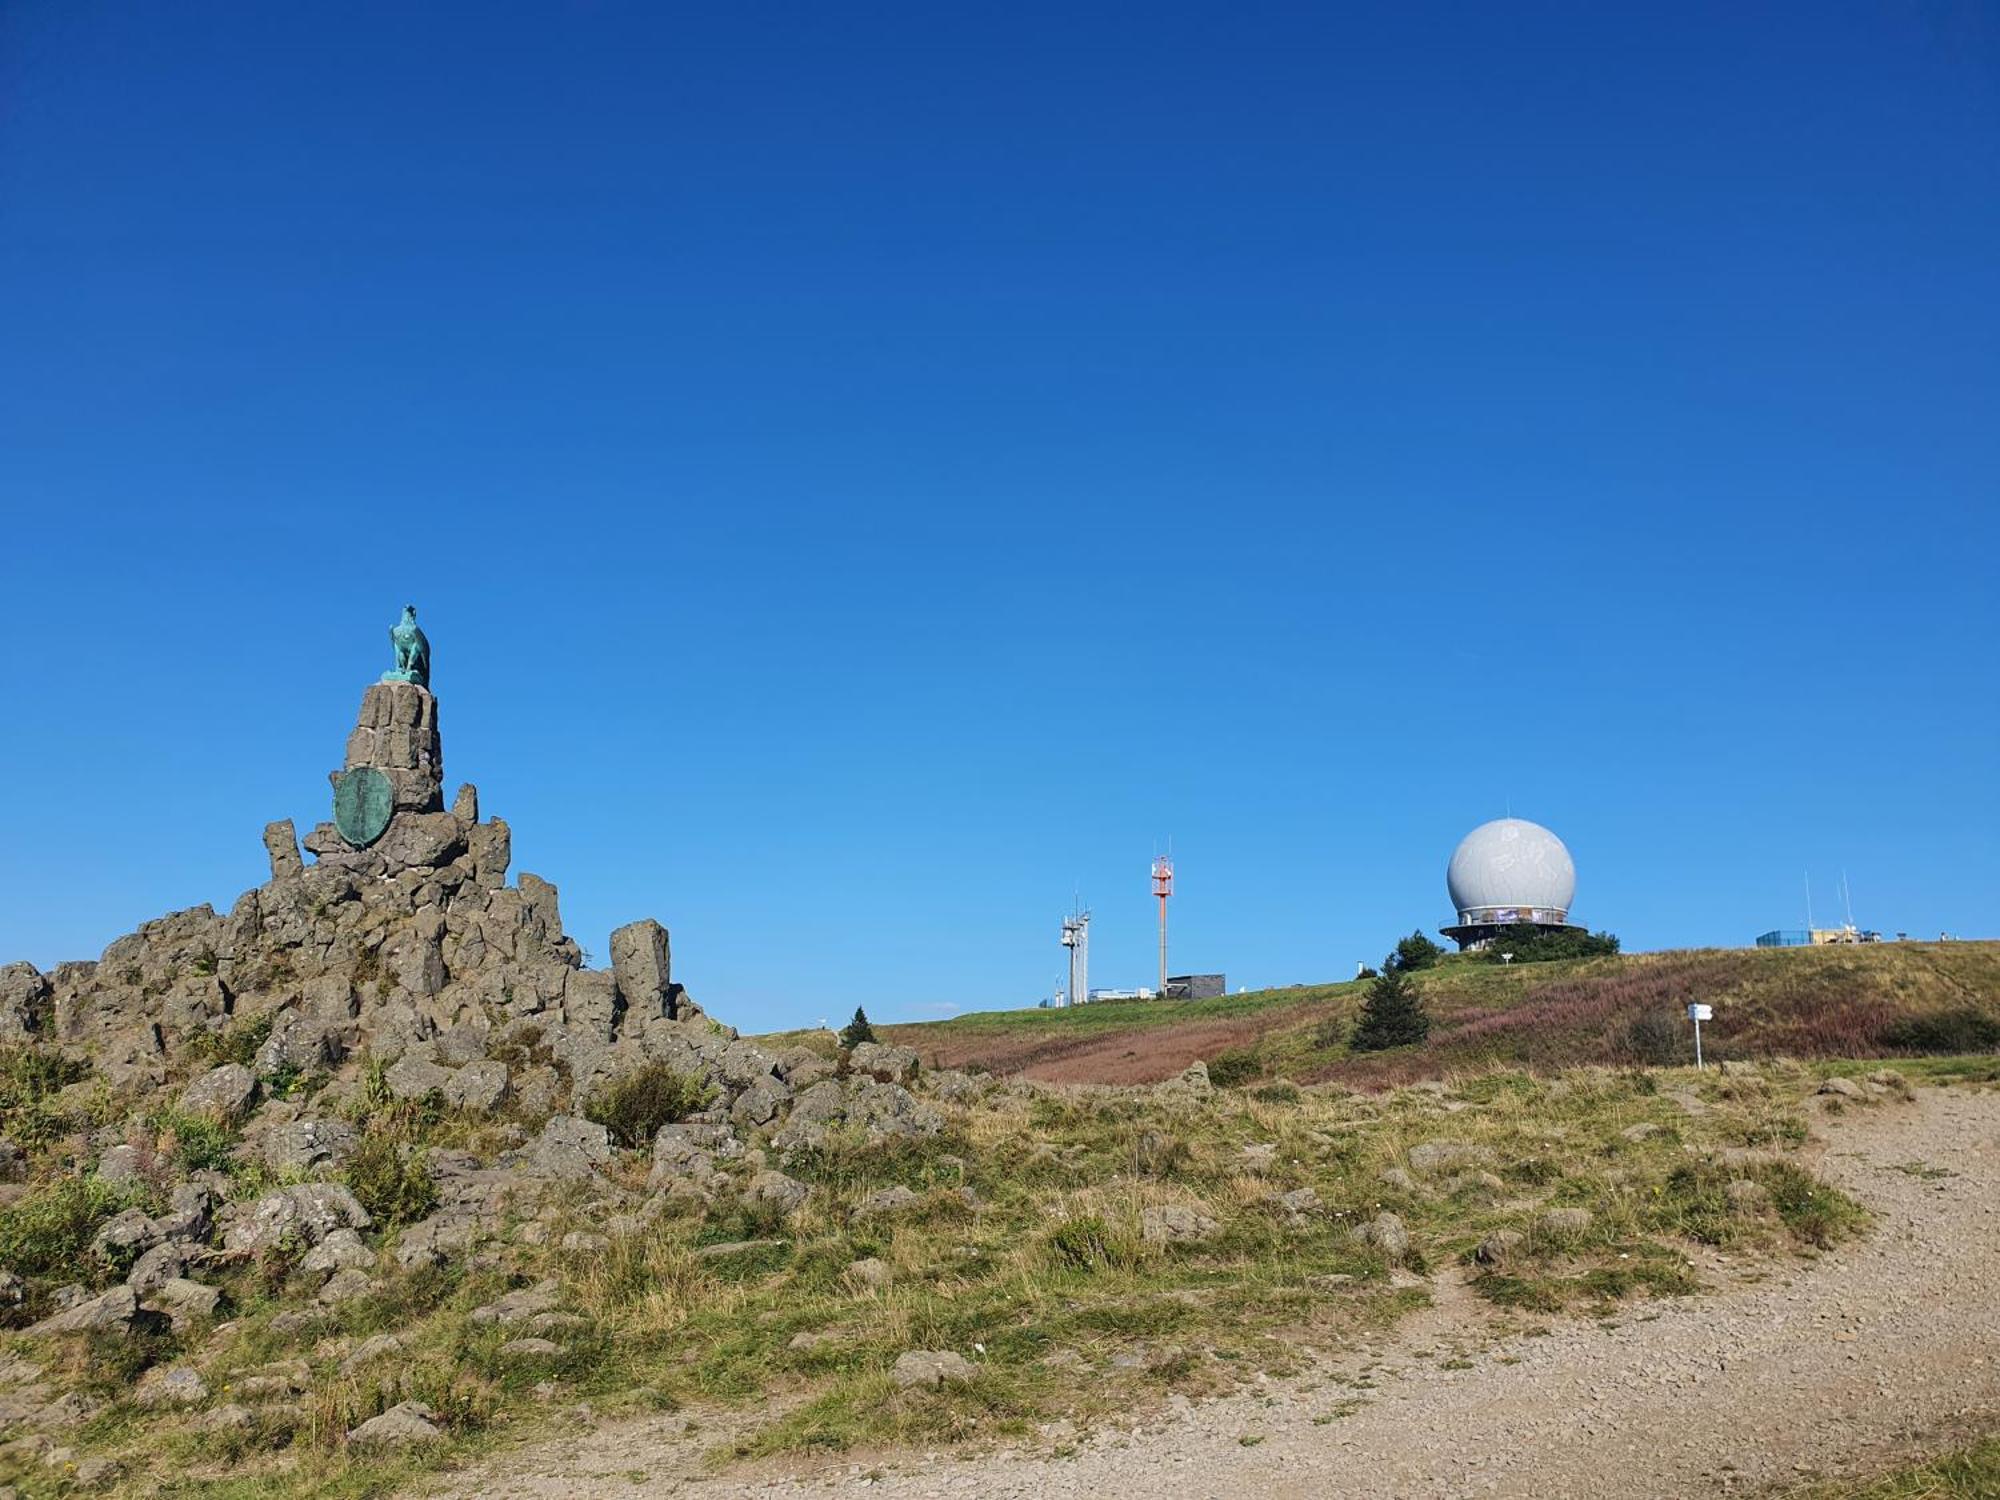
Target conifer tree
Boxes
[838,1006,877,1048]
[1349,964,1431,1051]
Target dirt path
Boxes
[425,1087,2000,1500]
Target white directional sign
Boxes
[1687,1003,1713,1021]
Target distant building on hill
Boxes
[1163,973,1226,1000]
[1439,817,1582,952]
[1755,926,1882,947]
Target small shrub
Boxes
[1878,1007,2000,1055]
[153,1109,239,1174]
[0,1176,129,1280]
[1133,1128,1189,1177]
[1044,1213,1139,1271]
[1621,1011,1686,1067]
[838,1008,877,1049]
[1252,1079,1302,1104]
[186,1013,274,1069]
[344,1132,439,1228]
[1311,1014,1347,1050]
[1206,1048,1264,1087]
[584,1063,713,1148]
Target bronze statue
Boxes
[383,604,431,688]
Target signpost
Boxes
[1687,1002,1713,1068]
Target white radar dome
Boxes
[1446,818,1576,923]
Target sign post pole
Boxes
[1687,1002,1713,1069]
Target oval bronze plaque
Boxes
[333,767,394,848]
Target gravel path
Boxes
[426,1086,2000,1500]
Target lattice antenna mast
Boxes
[1060,906,1092,1008]
[1151,853,1174,996]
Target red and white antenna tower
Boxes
[1151,852,1174,996]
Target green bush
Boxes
[1388,931,1444,972]
[0,1176,129,1280]
[1045,1213,1139,1271]
[1878,1007,2000,1055]
[344,1132,439,1228]
[152,1109,240,1174]
[584,1063,714,1149]
[1479,925,1621,963]
[1206,1048,1264,1087]
[185,1013,274,1068]
[0,1045,92,1151]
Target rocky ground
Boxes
[424,1083,2000,1500]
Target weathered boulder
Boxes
[528,1116,612,1180]
[1473,1228,1525,1267]
[744,1170,810,1216]
[1351,1211,1411,1262]
[24,1286,140,1339]
[179,1064,258,1123]
[1406,1141,1487,1176]
[890,1350,976,1389]
[1534,1206,1594,1241]
[1141,1203,1219,1244]
[262,1118,358,1174]
[142,1277,221,1331]
[222,1183,371,1253]
[97,1144,147,1185]
[300,1228,376,1275]
[347,1401,444,1449]
[443,1060,510,1114]
[729,1076,791,1127]
[848,1042,918,1084]
[470,1280,561,1326]
[133,1364,209,1409]
[858,1185,920,1218]
[386,1053,452,1101]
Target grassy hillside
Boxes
[880,942,2000,1086]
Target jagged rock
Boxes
[560,970,620,1042]
[1275,1186,1321,1220]
[1473,1229,1525,1266]
[198,1403,257,1432]
[339,1334,403,1375]
[1351,1211,1410,1261]
[300,1228,376,1275]
[928,1070,981,1104]
[133,1365,208,1409]
[1406,1141,1487,1175]
[470,1281,560,1326]
[744,1170,809,1215]
[840,1256,888,1296]
[96,1144,146,1185]
[258,1013,341,1077]
[775,1048,836,1090]
[125,1242,188,1293]
[434,1024,488,1065]
[529,1117,611,1180]
[498,1337,563,1359]
[0,962,49,1041]
[1818,1076,1865,1099]
[468,818,512,888]
[848,1042,919,1084]
[1141,1204,1219,1244]
[1170,1061,1212,1096]
[451,783,479,822]
[1535,1207,1594,1240]
[92,1209,166,1266]
[559,1230,609,1254]
[316,1267,375,1305]
[386,1053,452,1101]
[443,1060,510,1114]
[393,1213,482,1270]
[347,1400,444,1449]
[609,919,673,1022]
[179,1064,258,1122]
[858,1185,920,1218]
[222,1183,371,1253]
[890,1350,976,1389]
[263,820,304,880]
[142,1277,221,1330]
[24,1286,139,1339]
[1378,1167,1419,1194]
[262,1118,358,1173]
[730,1077,790,1127]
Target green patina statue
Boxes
[383,604,431,688]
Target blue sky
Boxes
[2,2,1996,1031]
